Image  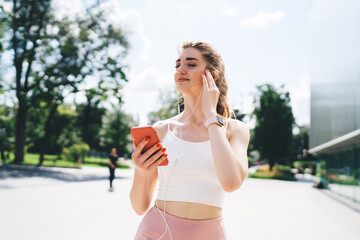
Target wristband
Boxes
[205,115,224,128]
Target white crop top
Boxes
[157,120,229,208]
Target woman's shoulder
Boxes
[152,116,178,141]
[226,118,250,140]
[226,118,248,128]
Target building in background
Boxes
[308,0,360,203]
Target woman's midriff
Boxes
[155,200,222,220]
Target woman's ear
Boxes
[212,70,220,82]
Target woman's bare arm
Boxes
[208,120,250,192]
[130,168,158,215]
[129,121,168,215]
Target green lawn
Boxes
[3,152,132,169]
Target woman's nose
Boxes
[177,64,186,74]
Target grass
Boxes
[2,152,132,169]
[248,164,296,181]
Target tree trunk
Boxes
[38,102,58,165]
[1,150,5,164]
[14,97,27,164]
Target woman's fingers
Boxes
[132,139,136,149]
[202,73,208,89]
[149,154,168,169]
[141,142,163,162]
[144,149,167,168]
[206,69,215,88]
[132,137,150,159]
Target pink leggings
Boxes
[134,206,226,240]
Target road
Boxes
[1,164,359,240]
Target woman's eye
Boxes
[188,64,196,67]
[175,65,180,69]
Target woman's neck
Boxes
[180,91,206,126]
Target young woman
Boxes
[130,41,250,240]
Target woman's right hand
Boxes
[131,137,167,177]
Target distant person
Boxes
[130,41,250,239]
[108,148,119,192]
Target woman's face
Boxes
[174,47,207,93]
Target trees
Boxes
[34,7,129,165]
[252,84,295,170]
[148,89,181,125]
[2,0,129,164]
[0,105,14,163]
[292,125,313,162]
[6,0,52,164]
[101,107,136,155]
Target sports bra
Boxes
[156,120,229,208]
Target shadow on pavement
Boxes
[0,164,129,183]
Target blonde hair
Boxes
[178,41,232,118]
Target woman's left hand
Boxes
[202,69,220,119]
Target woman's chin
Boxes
[176,85,203,95]
[175,84,187,92]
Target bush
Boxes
[248,164,296,181]
[62,142,90,163]
[293,160,326,169]
[247,156,255,167]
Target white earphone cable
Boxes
[155,87,203,240]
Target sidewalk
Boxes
[1,164,360,240]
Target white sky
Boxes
[4,0,358,128]
[115,0,313,126]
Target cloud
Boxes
[181,4,195,12]
[126,67,173,92]
[97,0,152,61]
[52,0,84,19]
[221,4,238,17]
[240,10,285,28]
[53,0,151,61]
[285,73,311,126]
[232,93,256,128]
[122,67,174,125]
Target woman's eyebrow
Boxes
[176,57,199,62]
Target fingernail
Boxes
[145,137,150,141]
[206,69,209,72]
[164,154,168,157]
[156,143,162,148]
[162,148,167,152]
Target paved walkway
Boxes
[1,164,360,240]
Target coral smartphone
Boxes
[130,126,168,166]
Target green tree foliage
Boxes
[2,0,129,163]
[76,91,106,152]
[34,7,129,165]
[292,125,314,162]
[101,107,136,155]
[0,105,14,162]
[4,0,52,163]
[27,105,78,156]
[252,84,295,171]
[56,106,81,151]
[233,109,246,122]
[148,90,182,125]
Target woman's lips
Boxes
[177,78,189,82]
